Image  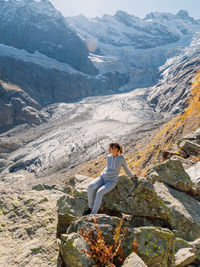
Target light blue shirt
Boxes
[100,153,135,181]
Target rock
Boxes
[57,174,200,241]
[0,187,65,267]
[185,162,200,195]
[67,214,125,246]
[146,158,197,195]
[170,155,196,169]
[122,252,147,267]
[174,238,193,253]
[0,81,50,129]
[179,140,200,157]
[133,226,175,267]
[190,238,200,265]
[177,128,200,146]
[58,232,95,267]
[56,193,88,237]
[175,247,197,267]
[62,214,176,266]
[154,181,200,241]
[0,99,13,126]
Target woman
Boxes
[82,142,137,215]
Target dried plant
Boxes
[79,217,128,267]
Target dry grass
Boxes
[128,69,200,176]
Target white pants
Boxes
[87,175,117,214]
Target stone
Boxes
[146,158,196,195]
[177,128,200,146]
[185,162,200,194]
[63,214,176,266]
[133,226,175,267]
[56,193,88,237]
[179,140,200,157]
[58,232,95,267]
[122,252,147,267]
[175,247,197,267]
[154,181,200,241]
[57,174,200,241]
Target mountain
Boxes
[0,0,96,75]
[0,3,200,266]
[147,32,200,116]
[0,0,131,129]
[66,10,200,90]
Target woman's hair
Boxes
[109,142,123,154]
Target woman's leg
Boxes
[88,176,104,209]
[90,180,117,214]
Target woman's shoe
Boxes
[82,207,92,216]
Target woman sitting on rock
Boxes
[82,142,137,215]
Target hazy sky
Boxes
[50,0,200,19]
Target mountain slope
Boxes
[66,10,200,90]
[0,0,96,75]
[147,32,200,116]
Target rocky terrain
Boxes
[57,128,200,266]
[0,1,200,266]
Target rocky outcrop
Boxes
[0,79,50,129]
[59,214,175,267]
[0,55,128,107]
[0,186,65,267]
[179,140,200,157]
[146,158,199,196]
[56,147,200,266]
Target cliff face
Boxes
[0,0,97,75]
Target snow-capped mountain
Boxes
[0,0,97,74]
[66,10,200,50]
[66,10,200,90]
[0,1,200,130]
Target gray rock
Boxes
[146,158,197,195]
[179,140,200,157]
[122,252,147,267]
[175,247,197,267]
[64,214,176,266]
[58,232,95,267]
[185,162,200,194]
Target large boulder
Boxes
[133,226,175,267]
[57,194,88,237]
[61,214,175,267]
[177,127,200,157]
[177,128,200,146]
[185,161,200,196]
[154,181,200,241]
[57,173,200,241]
[179,140,200,157]
[146,158,198,195]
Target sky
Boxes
[50,0,200,19]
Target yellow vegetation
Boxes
[128,69,200,176]
[79,217,132,267]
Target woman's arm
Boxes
[122,156,136,178]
